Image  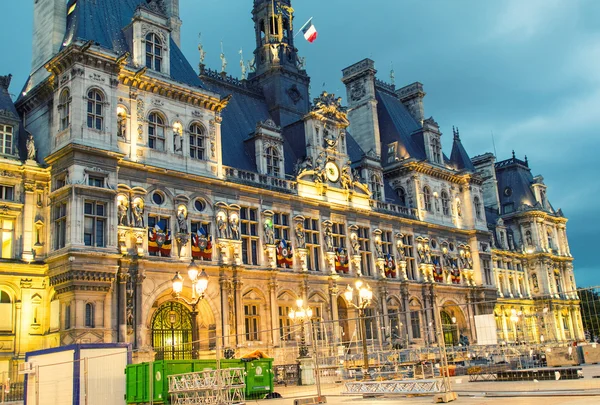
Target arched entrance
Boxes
[152,301,193,360]
[440,311,458,346]
[337,295,350,344]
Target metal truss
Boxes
[169,368,246,405]
[343,379,445,395]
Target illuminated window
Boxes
[0,290,12,331]
[278,306,292,341]
[266,147,281,177]
[189,123,206,160]
[244,304,260,341]
[84,201,106,247]
[145,33,163,72]
[85,303,95,327]
[59,89,71,131]
[54,202,67,250]
[240,207,259,265]
[0,185,14,201]
[441,191,450,216]
[0,124,13,155]
[148,112,166,151]
[0,218,14,259]
[87,89,104,130]
[423,186,432,212]
[304,218,320,271]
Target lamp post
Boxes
[344,279,373,380]
[171,260,209,359]
[289,299,313,358]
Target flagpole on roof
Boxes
[294,17,313,38]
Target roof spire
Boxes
[512,150,516,159]
[453,126,460,141]
[525,155,529,166]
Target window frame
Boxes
[441,191,450,216]
[145,33,164,72]
[86,89,105,131]
[59,88,71,131]
[304,218,320,271]
[240,207,259,266]
[148,112,167,151]
[265,146,281,177]
[85,302,95,328]
[244,304,260,342]
[84,200,107,248]
[0,124,13,155]
[0,185,14,201]
[474,196,482,220]
[423,186,432,212]
[189,123,206,160]
[396,187,407,207]
[369,174,383,201]
[54,202,67,250]
[357,227,372,276]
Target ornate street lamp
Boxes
[344,279,373,380]
[289,299,313,358]
[171,260,209,359]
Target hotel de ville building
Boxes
[0,0,584,371]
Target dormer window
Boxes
[370,174,383,201]
[430,137,442,164]
[146,33,163,72]
[397,187,407,206]
[87,89,105,131]
[266,146,281,177]
[0,124,13,155]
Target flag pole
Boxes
[294,17,313,38]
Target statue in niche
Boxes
[295,222,306,249]
[132,198,144,228]
[323,223,334,252]
[216,212,228,239]
[118,197,129,227]
[396,238,406,261]
[374,238,384,259]
[264,219,275,245]
[229,215,240,240]
[173,127,183,153]
[424,245,432,264]
[351,233,361,255]
[26,133,36,161]
[176,205,188,234]
[117,112,127,140]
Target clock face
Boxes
[325,162,340,182]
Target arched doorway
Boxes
[152,301,193,360]
[440,311,458,346]
[337,296,350,344]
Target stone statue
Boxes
[117,113,127,140]
[323,125,338,148]
[217,214,228,239]
[118,198,129,227]
[374,239,384,259]
[340,163,353,190]
[132,198,144,228]
[294,156,313,176]
[248,57,256,73]
[229,216,240,240]
[26,133,36,161]
[324,224,334,252]
[173,128,183,152]
[198,43,206,64]
[177,206,188,234]
[351,233,361,255]
[424,245,432,264]
[314,152,326,184]
[396,239,406,261]
[264,221,275,245]
[295,223,306,249]
[239,49,247,80]
[220,51,227,73]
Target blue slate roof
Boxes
[450,132,475,172]
[495,158,537,211]
[65,0,203,89]
[375,89,424,164]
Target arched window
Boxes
[265,146,280,177]
[441,191,450,215]
[430,137,442,164]
[152,301,193,360]
[397,187,407,207]
[0,290,12,331]
[370,174,383,201]
[87,89,104,130]
[145,33,163,72]
[59,88,71,130]
[474,197,482,220]
[85,303,94,327]
[423,186,432,212]
[189,123,206,160]
[148,112,166,151]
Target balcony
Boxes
[223,166,297,193]
[374,201,419,220]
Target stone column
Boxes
[21,182,36,261]
[379,282,389,343]
[219,271,232,349]
[268,275,279,348]
[501,311,509,342]
[400,283,411,343]
[376,257,386,279]
[328,277,341,346]
[233,269,244,347]
[495,269,503,297]
[117,259,130,343]
[135,265,145,349]
[296,248,309,272]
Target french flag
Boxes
[302,18,318,43]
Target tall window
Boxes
[84,201,106,247]
[482,259,492,285]
[474,197,482,220]
[85,303,95,327]
[54,202,67,250]
[145,33,163,72]
[370,174,383,201]
[148,112,166,151]
[397,187,407,207]
[331,222,346,249]
[357,227,372,276]
[87,89,104,130]
[423,186,432,212]
[244,304,260,341]
[403,234,417,280]
[189,123,206,160]
[278,305,292,341]
[410,311,421,339]
[0,124,13,155]
[265,147,281,177]
[0,290,12,331]
[0,185,14,201]
[0,218,14,259]
[240,207,259,265]
[381,231,393,255]
[304,218,320,271]
[273,212,290,241]
[430,137,442,164]
[59,89,71,131]
[65,303,71,329]
[441,191,450,216]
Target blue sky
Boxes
[1,0,598,286]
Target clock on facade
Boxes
[325,161,340,182]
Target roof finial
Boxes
[525,155,529,166]
[198,33,206,65]
[220,41,227,73]
[390,62,395,86]
[453,126,460,141]
[512,150,515,159]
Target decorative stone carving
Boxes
[216,210,229,239]
[132,197,145,228]
[117,195,130,227]
[323,222,334,253]
[295,222,306,249]
[26,133,36,161]
[350,231,360,255]
[176,204,188,234]
[264,218,275,245]
[229,213,240,241]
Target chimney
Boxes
[396,82,426,125]
[164,0,182,46]
[31,0,67,73]
[341,59,382,158]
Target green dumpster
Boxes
[244,358,274,399]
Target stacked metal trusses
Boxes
[168,368,246,405]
